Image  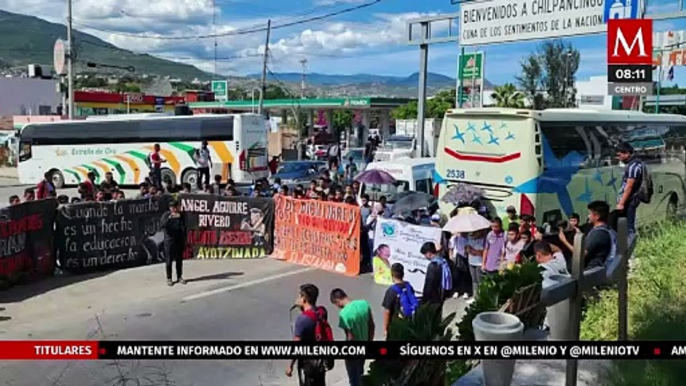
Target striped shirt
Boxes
[618,157,643,203]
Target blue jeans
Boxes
[626,197,640,244]
[344,359,365,386]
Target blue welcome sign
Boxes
[604,0,639,22]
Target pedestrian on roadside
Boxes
[482,217,505,276]
[136,182,150,198]
[161,195,186,286]
[287,283,332,386]
[326,142,340,170]
[448,232,471,299]
[211,174,222,195]
[584,200,615,269]
[9,195,20,206]
[149,143,167,189]
[330,288,374,386]
[269,155,280,175]
[382,263,419,339]
[420,242,452,319]
[502,205,519,230]
[100,172,118,201]
[36,171,56,199]
[23,187,35,202]
[194,141,212,190]
[616,142,645,243]
[465,230,486,302]
[501,224,525,269]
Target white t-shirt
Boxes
[539,252,569,279]
[196,147,211,168]
[366,214,377,240]
[503,239,526,264]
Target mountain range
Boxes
[0,9,494,97]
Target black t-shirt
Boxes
[584,226,612,268]
[162,212,186,245]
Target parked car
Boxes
[272,161,327,185]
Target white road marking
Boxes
[181,267,316,302]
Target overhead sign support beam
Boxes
[407,13,460,158]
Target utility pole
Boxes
[258,19,271,115]
[300,57,307,99]
[67,0,74,119]
[416,21,429,158]
[213,0,217,78]
[470,48,479,108]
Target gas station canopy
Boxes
[188,97,413,111]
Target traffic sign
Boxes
[604,0,639,22]
[212,80,228,101]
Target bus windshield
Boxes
[362,180,410,203]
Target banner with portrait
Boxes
[180,195,274,259]
[372,218,442,295]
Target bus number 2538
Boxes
[446,169,465,179]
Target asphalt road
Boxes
[0,178,467,386]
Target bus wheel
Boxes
[667,195,679,221]
[181,169,198,188]
[50,170,65,189]
[161,169,176,187]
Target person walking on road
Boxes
[326,142,340,170]
[36,171,56,200]
[330,288,374,386]
[420,242,452,320]
[382,263,419,339]
[287,283,332,386]
[161,196,186,286]
[194,141,212,190]
[616,142,645,242]
[149,143,167,189]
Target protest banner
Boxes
[372,218,442,295]
[180,194,274,259]
[0,199,57,287]
[273,196,361,276]
[56,196,169,273]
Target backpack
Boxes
[302,306,335,371]
[144,153,153,169]
[636,162,653,204]
[589,225,618,278]
[433,256,454,298]
[391,283,419,319]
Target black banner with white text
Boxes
[0,199,56,286]
[55,196,170,273]
[180,194,274,259]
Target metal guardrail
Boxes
[539,218,632,386]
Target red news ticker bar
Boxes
[0,341,99,360]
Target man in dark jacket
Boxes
[420,242,451,320]
[161,196,186,286]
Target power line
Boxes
[71,0,382,40]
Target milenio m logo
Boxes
[607,19,653,66]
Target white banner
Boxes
[460,0,605,46]
[372,218,443,296]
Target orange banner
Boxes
[272,196,360,276]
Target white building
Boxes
[576,76,613,110]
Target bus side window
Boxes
[19,142,32,162]
[415,178,431,194]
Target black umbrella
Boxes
[392,192,436,214]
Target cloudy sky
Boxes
[1,0,685,86]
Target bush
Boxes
[581,222,686,385]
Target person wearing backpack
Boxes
[616,142,649,242]
[287,283,333,386]
[420,242,452,319]
[330,289,374,386]
[584,201,615,269]
[381,263,419,339]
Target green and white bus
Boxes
[18,114,269,187]
[435,108,686,227]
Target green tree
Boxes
[490,83,525,108]
[516,40,580,109]
[332,110,354,130]
[392,89,456,120]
